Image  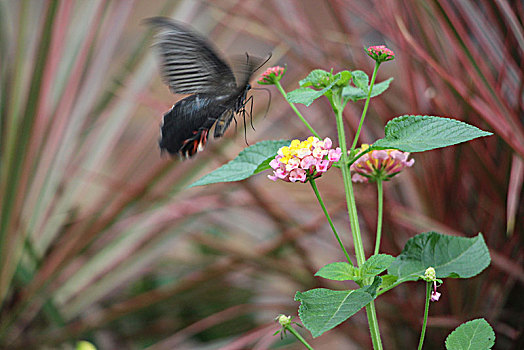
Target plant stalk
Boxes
[274,81,320,138]
[417,282,432,350]
[374,179,384,255]
[286,325,315,350]
[332,94,382,349]
[309,178,353,265]
[350,62,380,151]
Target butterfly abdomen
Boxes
[159,94,228,157]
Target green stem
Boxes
[331,95,382,349]
[374,179,383,255]
[274,81,320,138]
[309,178,353,265]
[350,62,380,151]
[286,325,315,350]
[366,302,383,350]
[332,99,365,266]
[417,282,432,350]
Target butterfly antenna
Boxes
[251,87,271,119]
[255,52,273,72]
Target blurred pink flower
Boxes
[350,144,414,183]
[257,66,286,85]
[430,281,441,302]
[366,45,395,63]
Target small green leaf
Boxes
[361,276,382,298]
[388,232,491,284]
[372,115,492,152]
[290,70,351,106]
[189,140,289,187]
[342,78,393,101]
[351,70,369,92]
[334,70,352,87]
[378,274,398,291]
[295,281,379,337]
[361,254,395,279]
[287,87,328,106]
[315,262,358,281]
[445,319,495,350]
[299,69,333,88]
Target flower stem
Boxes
[331,95,382,349]
[418,282,432,350]
[274,81,320,138]
[350,62,380,152]
[366,302,383,350]
[286,325,315,350]
[332,98,365,266]
[374,179,384,255]
[309,178,353,265]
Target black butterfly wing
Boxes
[148,17,270,157]
[146,17,237,94]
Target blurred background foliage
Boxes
[0,0,522,349]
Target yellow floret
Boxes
[281,146,290,156]
[290,139,300,148]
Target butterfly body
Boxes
[160,85,250,157]
[147,17,267,158]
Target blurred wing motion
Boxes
[147,17,269,158]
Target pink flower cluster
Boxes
[366,45,395,63]
[350,144,414,183]
[268,137,342,183]
[257,66,286,85]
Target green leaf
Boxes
[295,279,380,338]
[315,262,358,281]
[372,115,492,152]
[388,232,491,283]
[252,156,273,175]
[378,274,398,291]
[334,70,352,87]
[189,140,290,187]
[299,69,332,88]
[289,70,351,106]
[351,70,369,92]
[361,254,395,279]
[342,78,393,101]
[445,319,495,350]
[287,87,329,107]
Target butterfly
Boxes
[147,17,270,158]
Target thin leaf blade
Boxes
[189,140,289,187]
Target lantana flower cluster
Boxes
[268,137,341,183]
[351,144,414,183]
[366,45,395,63]
[258,66,286,85]
[423,267,442,302]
